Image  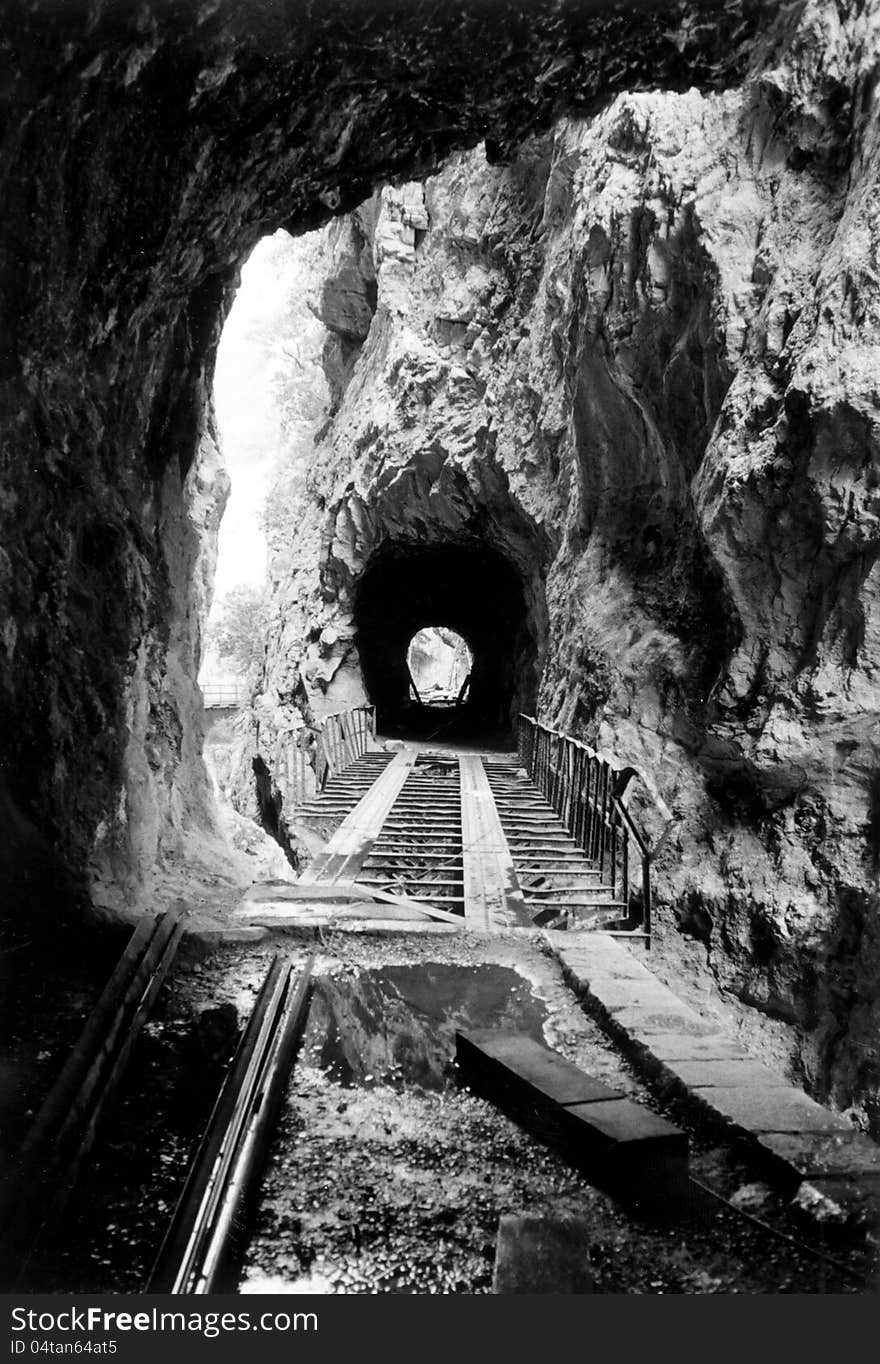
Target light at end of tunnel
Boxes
[406,627,473,706]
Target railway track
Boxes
[482,757,625,927]
[295,750,395,836]
[148,953,315,1294]
[5,739,877,1295]
[280,741,639,934]
[355,754,465,916]
[10,930,875,1295]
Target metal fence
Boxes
[201,682,249,709]
[517,715,658,940]
[272,704,377,811]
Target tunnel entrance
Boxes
[354,543,533,742]
[406,628,473,708]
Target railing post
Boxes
[577,748,588,850]
[572,745,582,848]
[563,740,570,831]
[589,759,598,863]
[330,717,339,777]
[598,762,610,874]
[642,850,652,941]
[317,724,329,790]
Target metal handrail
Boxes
[272,704,377,812]
[201,682,249,708]
[517,715,670,942]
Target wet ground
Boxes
[11,928,875,1295]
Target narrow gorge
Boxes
[245,9,880,1128]
[2,0,880,1296]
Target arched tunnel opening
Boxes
[0,0,771,922]
[354,543,535,743]
[407,627,473,704]
[3,0,877,1301]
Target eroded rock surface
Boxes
[1,0,877,1119]
[251,2,880,1124]
[0,0,769,922]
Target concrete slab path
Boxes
[551,931,880,1236]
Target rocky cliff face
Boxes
[1,0,770,926]
[253,2,880,1125]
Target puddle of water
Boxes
[302,963,547,1090]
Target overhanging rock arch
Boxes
[0,0,788,916]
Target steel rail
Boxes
[147,952,315,1294]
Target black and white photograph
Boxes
[1,0,878,1322]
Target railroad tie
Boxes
[299,748,419,885]
[456,1029,688,1216]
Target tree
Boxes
[207,584,266,675]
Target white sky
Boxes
[201,228,326,683]
[212,232,292,597]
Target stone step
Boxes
[492,1214,594,1295]
[550,931,880,1239]
[456,1028,688,1214]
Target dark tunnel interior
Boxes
[354,542,535,742]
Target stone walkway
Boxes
[551,932,880,1238]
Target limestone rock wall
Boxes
[255,3,880,1125]
[0,0,767,922]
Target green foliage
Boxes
[215,229,329,529]
[207,584,266,675]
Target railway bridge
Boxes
[240,710,656,940]
[2,707,879,1296]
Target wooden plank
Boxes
[344,884,464,925]
[0,908,187,1285]
[236,879,466,927]
[18,916,158,1159]
[299,748,418,885]
[235,903,426,924]
[459,755,531,930]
